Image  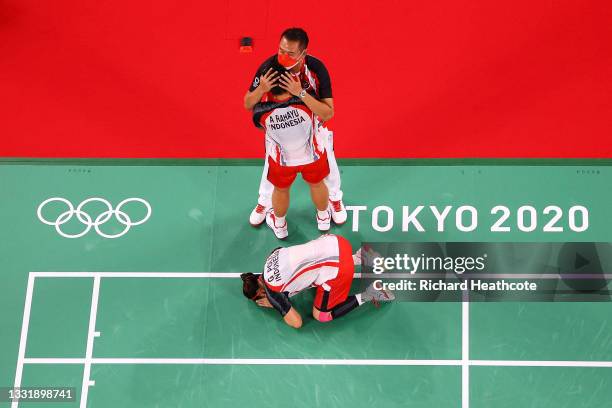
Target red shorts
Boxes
[267,151,330,189]
[313,235,355,311]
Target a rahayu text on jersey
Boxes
[260,97,322,166]
[249,55,333,166]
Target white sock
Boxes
[355,293,365,306]
[275,214,286,226]
[317,209,330,220]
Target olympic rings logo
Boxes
[37,197,152,239]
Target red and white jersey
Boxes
[260,101,324,166]
[263,234,341,296]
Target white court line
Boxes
[11,274,35,408]
[25,358,85,364]
[30,272,362,279]
[25,358,462,366]
[32,271,612,279]
[31,272,246,278]
[471,360,612,368]
[22,357,612,368]
[359,273,612,280]
[462,300,469,408]
[80,276,101,408]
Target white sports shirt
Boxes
[263,234,342,296]
[260,101,325,167]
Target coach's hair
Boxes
[280,27,309,50]
[240,273,261,300]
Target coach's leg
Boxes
[250,157,274,226]
[322,130,347,224]
[323,130,343,202]
[258,157,274,207]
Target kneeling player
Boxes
[240,234,394,328]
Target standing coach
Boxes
[243,28,347,229]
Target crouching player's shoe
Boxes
[361,282,395,307]
[316,208,332,232]
[266,209,288,239]
[330,199,347,225]
[249,203,267,226]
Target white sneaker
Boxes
[266,210,288,239]
[362,282,396,307]
[316,209,332,232]
[249,203,267,226]
[329,199,347,224]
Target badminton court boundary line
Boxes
[462,300,469,408]
[12,271,612,408]
[20,357,612,367]
[80,276,100,408]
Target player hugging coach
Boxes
[244,27,347,239]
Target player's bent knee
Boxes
[314,310,333,322]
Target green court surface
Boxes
[1,160,611,407]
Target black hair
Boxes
[280,27,309,50]
[240,273,261,300]
[267,58,288,95]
